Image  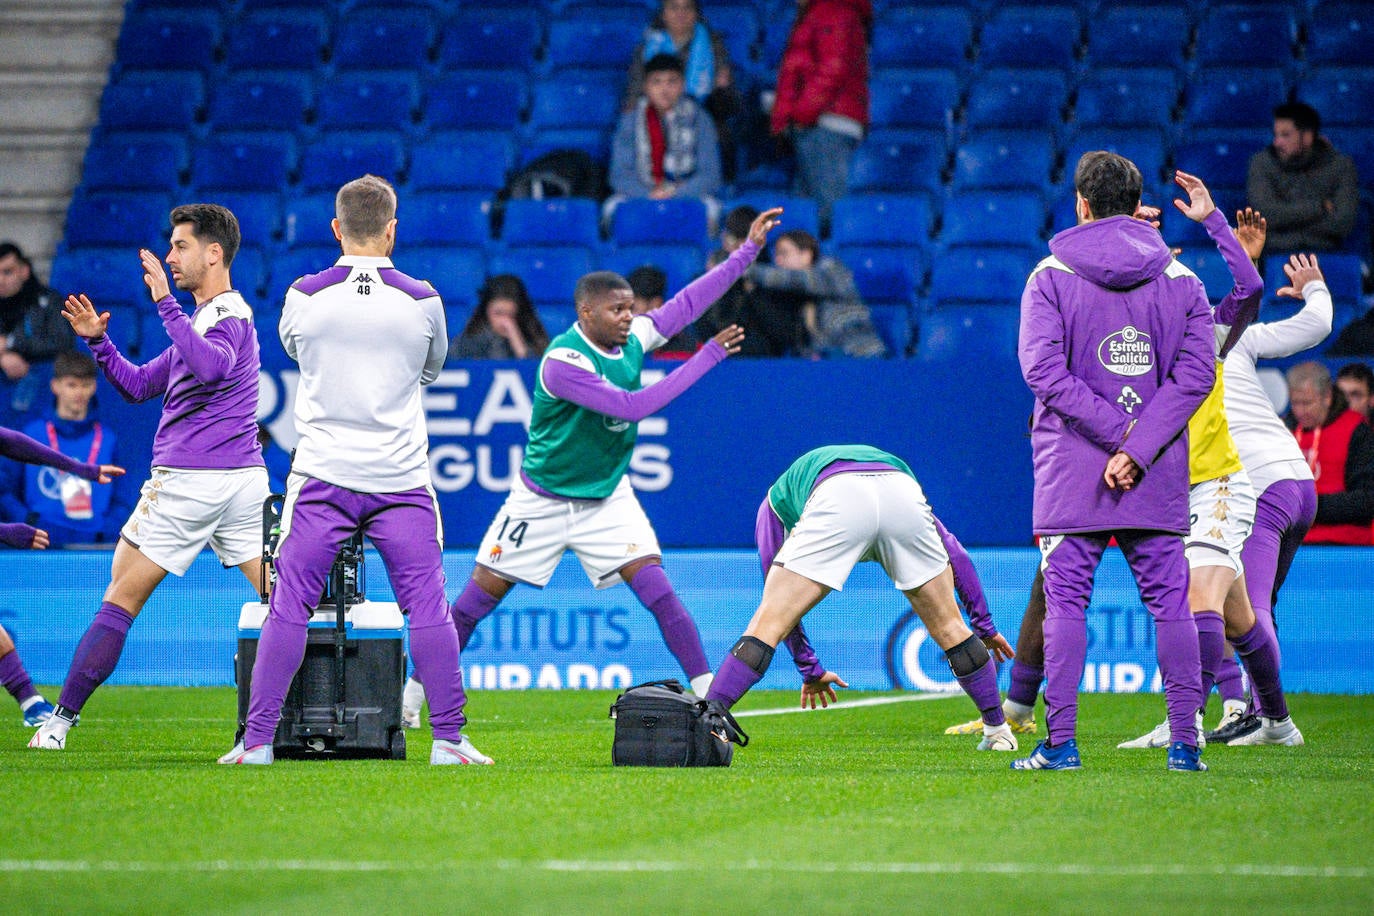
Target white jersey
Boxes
[280,254,447,493]
[1222,280,1331,495]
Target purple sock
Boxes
[0,649,38,704]
[1232,620,1289,721]
[1006,659,1044,708]
[957,658,1006,726]
[627,564,709,679]
[243,616,309,749]
[704,654,764,708]
[409,621,467,742]
[450,578,501,651]
[1214,653,1245,703]
[1194,610,1225,700]
[57,602,135,713]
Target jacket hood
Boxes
[1048,215,1173,291]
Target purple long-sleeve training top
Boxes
[86,291,263,471]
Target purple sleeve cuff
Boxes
[754,497,786,576]
[933,515,996,640]
[783,623,826,682]
[646,239,760,341]
[543,341,726,421]
[1201,209,1262,359]
[0,426,97,478]
[0,522,37,549]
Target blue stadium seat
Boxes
[705,3,759,77]
[601,244,708,295]
[870,7,971,70]
[296,131,405,192]
[1193,4,1297,69]
[951,131,1056,193]
[193,132,297,192]
[1085,4,1189,69]
[437,10,543,71]
[839,248,921,305]
[849,131,948,195]
[1300,68,1374,128]
[330,8,437,71]
[1175,245,1241,303]
[425,72,528,132]
[963,69,1069,132]
[281,192,341,248]
[940,191,1046,248]
[488,247,594,307]
[50,246,152,309]
[115,11,221,71]
[1172,131,1252,195]
[518,129,612,169]
[869,70,960,132]
[81,132,187,192]
[527,74,622,132]
[867,303,915,356]
[404,192,494,247]
[977,5,1081,71]
[267,245,343,307]
[545,15,643,72]
[99,71,204,131]
[228,245,268,300]
[1182,68,1290,130]
[63,191,173,248]
[724,194,820,241]
[1061,128,1169,192]
[314,72,420,132]
[501,198,601,248]
[222,10,330,71]
[1307,4,1374,66]
[757,3,797,74]
[408,131,514,192]
[201,191,282,247]
[609,198,709,247]
[1073,69,1178,131]
[831,194,935,248]
[1265,253,1363,313]
[928,245,1039,308]
[1323,127,1374,192]
[916,304,1022,365]
[206,72,314,131]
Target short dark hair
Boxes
[53,350,97,381]
[626,265,668,300]
[335,174,397,242]
[1274,101,1320,135]
[776,228,819,261]
[170,203,241,267]
[723,205,758,241]
[574,271,633,307]
[1336,361,1374,392]
[643,53,685,77]
[0,241,30,266]
[1074,151,1143,220]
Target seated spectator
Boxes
[624,0,741,181]
[1336,362,1373,423]
[605,53,722,233]
[698,205,791,357]
[1286,360,1374,544]
[627,265,697,358]
[1247,102,1360,254]
[0,352,130,547]
[747,229,887,358]
[449,274,549,360]
[0,242,76,417]
[1329,306,1374,356]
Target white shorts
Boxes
[476,475,661,589]
[774,471,949,592]
[1186,471,1256,573]
[121,466,270,576]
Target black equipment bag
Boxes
[609,679,748,767]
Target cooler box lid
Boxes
[238,600,404,636]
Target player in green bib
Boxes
[400,209,783,723]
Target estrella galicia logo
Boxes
[1098,325,1153,377]
[884,610,963,692]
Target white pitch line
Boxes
[0,859,1366,880]
[732,692,958,717]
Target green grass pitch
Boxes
[3,688,1372,914]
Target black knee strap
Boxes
[731,636,775,675]
[945,634,990,678]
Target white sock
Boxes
[402,677,425,709]
[19,695,45,713]
[1004,698,1034,721]
[984,721,1011,737]
[1222,698,1247,717]
[690,672,714,696]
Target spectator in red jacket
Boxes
[1287,361,1374,544]
[770,0,871,234]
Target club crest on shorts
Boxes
[488,544,503,563]
[1099,325,1153,377]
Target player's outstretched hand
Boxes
[140,248,171,302]
[62,294,109,339]
[748,207,784,246]
[1234,208,1267,261]
[711,323,746,356]
[984,633,1015,664]
[95,464,126,485]
[1276,253,1323,300]
[1103,451,1141,491]
[1172,170,1216,223]
[800,671,848,709]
